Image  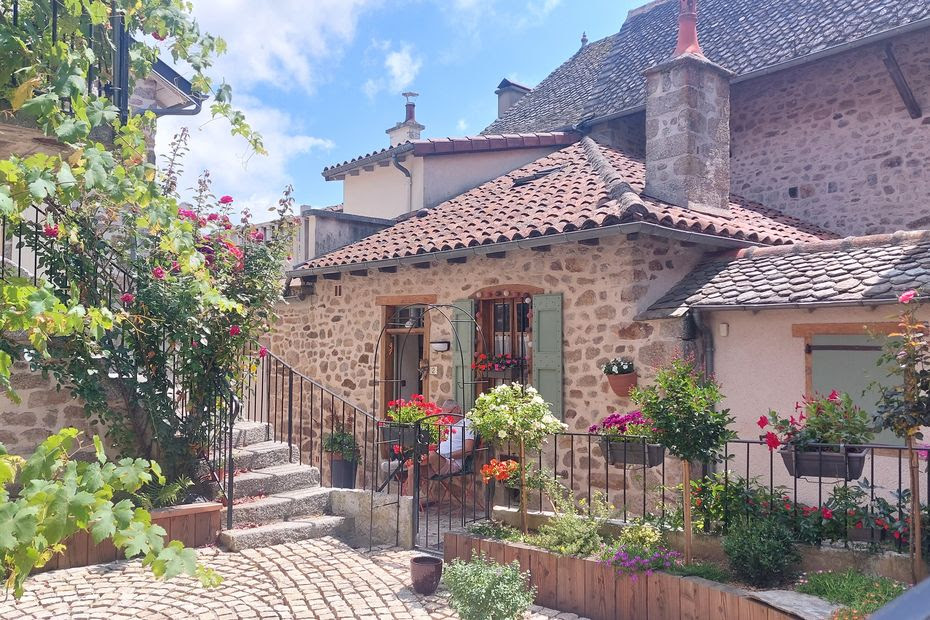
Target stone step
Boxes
[231,440,294,471]
[219,515,349,552]
[233,421,271,448]
[231,487,333,526]
[231,463,320,499]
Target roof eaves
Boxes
[637,296,908,320]
[322,143,414,180]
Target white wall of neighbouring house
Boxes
[341,156,425,219]
[708,305,930,506]
[421,147,560,209]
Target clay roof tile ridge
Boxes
[579,137,647,219]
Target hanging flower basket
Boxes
[779,447,868,481]
[607,372,638,397]
[602,437,665,467]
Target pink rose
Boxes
[207,213,219,221]
[229,325,241,336]
[120,293,134,304]
[827,390,840,402]
[259,346,268,359]
[898,290,917,304]
[219,195,234,204]
[250,230,265,242]
[152,266,166,280]
[43,224,59,238]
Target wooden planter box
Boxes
[444,532,799,620]
[603,438,665,467]
[779,447,868,481]
[40,501,222,572]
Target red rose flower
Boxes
[821,507,833,520]
[219,195,234,204]
[152,266,166,280]
[43,224,59,238]
[259,346,268,359]
[229,325,241,336]
[250,230,265,241]
[827,390,840,402]
[898,289,916,304]
[120,293,134,304]
[392,445,402,455]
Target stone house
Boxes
[275,0,930,499]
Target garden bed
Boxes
[444,532,801,620]
[41,502,223,572]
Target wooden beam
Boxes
[322,272,341,280]
[412,262,431,269]
[486,251,507,259]
[447,256,467,265]
[578,238,600,246]
[530,245,551,252]
[349,269,368,277]
[790,322,899,339]
[301,275,317,284]
[883,44,922,119]
[378,266,398,273]
[375,294,438,306]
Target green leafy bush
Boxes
[665,561,730,583]
[0,429,220,598]
[442,555,536,620]
[466,521,523,542]
[618,522,663,549]
[528,476,612,557]
[323,426,358,462]
[129,475,196,510]
[722,518,799,587]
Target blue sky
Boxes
[155,0,641,217]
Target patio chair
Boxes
[428,432,486,512]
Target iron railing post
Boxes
[287,369,294,462]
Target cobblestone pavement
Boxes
[0,537,587,619]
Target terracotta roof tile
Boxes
[296,139,834,272]
[646,230,930,314]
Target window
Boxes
[476,294,532,392]
[807,331,902,445]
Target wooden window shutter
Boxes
[451,299,476,412]
[531,293,563,418]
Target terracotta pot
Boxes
[410,555,443,595]
[779,447,868,481]
[607,372,637,397]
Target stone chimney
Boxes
[386,92,425,146]
[644,0,734,217]
[495,79,531,119]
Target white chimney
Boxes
[386,92,425,146]
[495,79,531,119]
[644,0,733,217]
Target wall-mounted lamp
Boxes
[430,340,451,352]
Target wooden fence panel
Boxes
[584,560,614,620]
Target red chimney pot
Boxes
[405,102,416,122]
[674,0,703,57]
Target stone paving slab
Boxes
[0,537,585,620]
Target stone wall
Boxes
[730,30,930,236]
[2,362,105,457]
[272,234,703,507]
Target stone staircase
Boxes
[218,421,350,552]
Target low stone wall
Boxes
[330,489,415,549]
[491,505,913,582]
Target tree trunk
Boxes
[682,459,693,564]
[907,434,925,583]
[519,438,528,535]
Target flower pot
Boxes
[603,438,665,467]
[380,424,430,449]
[329,454,357,489]
[410,555,443,595]
[607,372,637,397]
[779,447,868,481]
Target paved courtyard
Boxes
[0,537,586,619]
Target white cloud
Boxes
[362,41,423,99]
[456,118,469,133]
[183,0,379,95]
[155,96,334,217]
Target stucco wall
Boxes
[341,156,425,219]
[709,305,929,505]
[730,30,930,236]
[273,234,704,508]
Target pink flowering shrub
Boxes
[759,391,874,451]
[588,410,658,442]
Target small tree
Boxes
[631,357,734,563]
[0,429,220,598]
[875,289,930,583]
[467,384,565,533]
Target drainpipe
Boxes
[392,153,413,214]
[690,309,716,485]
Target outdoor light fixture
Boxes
[430,340,451,352]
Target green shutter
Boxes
[532,293,563,418]
[451,299,476,413]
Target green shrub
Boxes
[665,561,730,583]
[466,521,523,542]
[527,476,612,557]
[442,555,536,620]
[618,522,663,549]
[722,518,799,587]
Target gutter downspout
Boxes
[392,153,413,214]
[692,308,716,484]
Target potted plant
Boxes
[589,410,665,467]
[759,391,873,481]
[603,358,637,397]
[381,394,442,448]
[631,357,734,564]
[467,383,566,533]
[323,425,359,488]
[480,457,521,503]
